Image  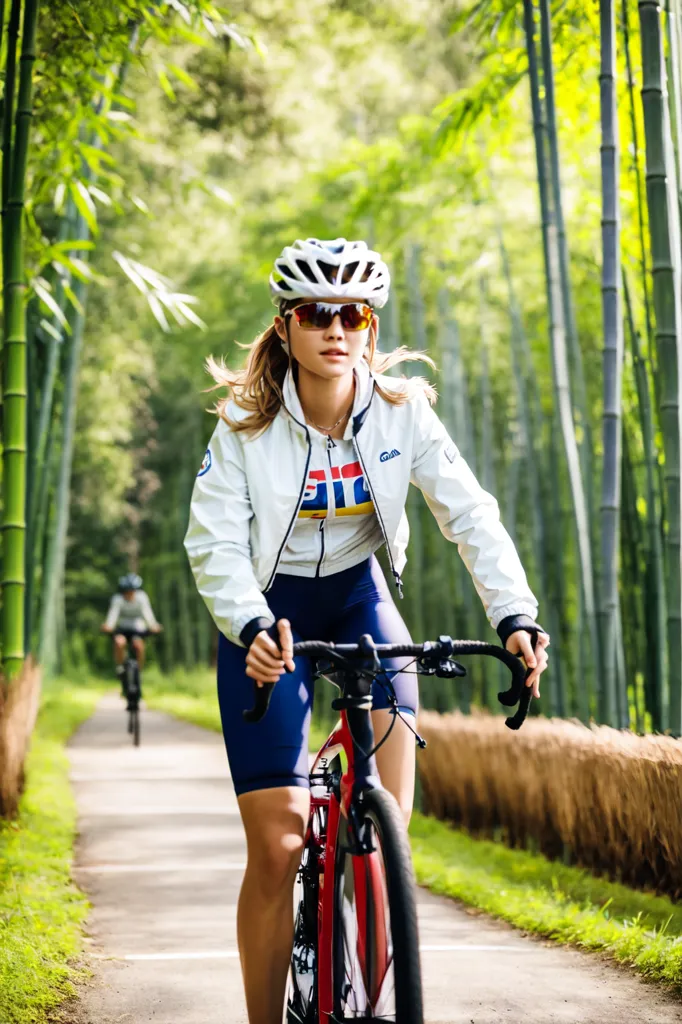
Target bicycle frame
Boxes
[307,672,387,1022]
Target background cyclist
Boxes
[100,573,163,690]
[184,238,550,1024]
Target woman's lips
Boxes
[321,350,347,358]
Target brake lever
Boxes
[498,632,539,730]
[243,681,275,723]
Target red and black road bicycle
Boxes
[244,633,531,1024]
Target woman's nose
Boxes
[323,314,345,341]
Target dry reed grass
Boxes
[0,657,42,817]
[417,709,682,899]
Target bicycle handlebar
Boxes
[243,635,535,731]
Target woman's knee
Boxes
[239,786,309,898]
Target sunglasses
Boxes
[287,301,374,332]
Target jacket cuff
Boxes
[240,616,276,649]
[497,613,546,648]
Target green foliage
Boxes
[410,813,682,988]
[0,681,103,1023]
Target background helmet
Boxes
[118,573,143,592]
[269,238,390,309]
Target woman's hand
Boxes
[245,618,295,688]
[505,629,550,699]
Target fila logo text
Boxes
[380,449,401,462]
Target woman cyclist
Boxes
[184,238,549,1024]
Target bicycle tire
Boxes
[332,788,423,1023]
[286,838,319,1023]
[131,706,140,746]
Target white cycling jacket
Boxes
[184,359,538,646]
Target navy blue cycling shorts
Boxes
[217,556,417,797]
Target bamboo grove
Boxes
[0,0,681,814]
[0,1,251,813]
[359,0,682,736]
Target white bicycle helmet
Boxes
[269,238,391,309]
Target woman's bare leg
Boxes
[237,785,310,1024]
[372,708,416,825]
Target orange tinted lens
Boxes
[340,304,373,330]
[292,303,332,329]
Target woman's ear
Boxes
[273,316,287,342]
[274,316,291,355]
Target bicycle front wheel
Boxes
[332,787,423,1023]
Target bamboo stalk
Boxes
[623,0,657,372]
[2,0,40,678]
[624,272,667,729]
[599,0,626,725]
[538,0,594,530]
[38,253,87,669]
[497,228,565,716]
[1,0,20,288]
[523,0,599,716]
[639,0,682,734]
[665,0,682,221]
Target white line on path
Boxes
[71,773,230,783]
[78,862,247,874]
[113,945,534,963]
[78,806,240,817]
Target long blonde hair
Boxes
[207,309,437,436]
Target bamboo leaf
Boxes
[220,22,252,48]
[53,256,97,283]
[106,110,132,123]
[208,182,235,205]
[63,282,85,316]
[33,278,71,333]
[174,300,206,329]
[88,185,112,207]
[38,318,64,343]
[147,293,171,332]
[112,251,149,294]
[167,0,192,23]
[54,182,66,213]
[51,239,96,253]
[68,180,99,235]
[168,63,199,91]
[157,66,177,101]
[131,195,152,215]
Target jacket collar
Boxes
[281,358,376,440]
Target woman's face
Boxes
[275,298,378,381]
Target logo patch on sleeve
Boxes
[197,448,212,477]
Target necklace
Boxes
[303,402,353,434]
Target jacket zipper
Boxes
[352,433,404,598]
[264,429,312,592]
[315,434,337,577]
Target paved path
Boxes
[68,696,680,1023]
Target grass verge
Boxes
[146,673,682,988]
[410,812,682,989]
[0,681,103,1024]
